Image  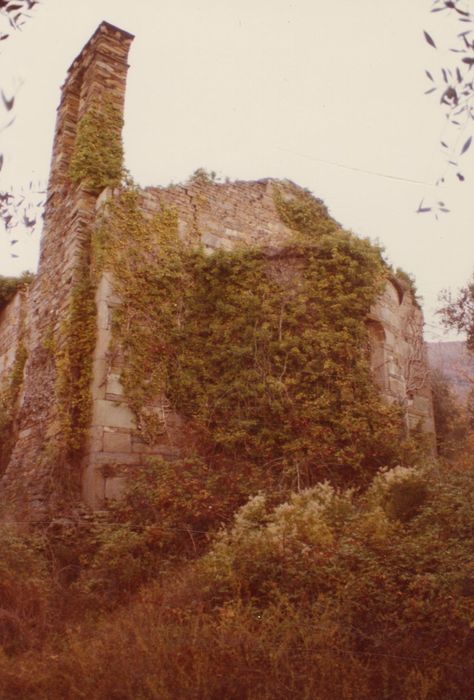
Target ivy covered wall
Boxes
[0,22,434,516]
[83,178,433,507]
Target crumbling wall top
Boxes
[64,21,134,85]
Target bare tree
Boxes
[439,278,474,351]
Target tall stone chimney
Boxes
[1,23,133,514]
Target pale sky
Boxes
[0,0,473,341]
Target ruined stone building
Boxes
[0,23,435,514]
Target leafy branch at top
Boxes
[0,1,41,249]
[419,0,474,216]
[0,0,40,166]
[0,183,43,250]
[0,0,39,42]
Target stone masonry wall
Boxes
[141,178,296,250]
[0,290,29,386]
[0,22,133,514]
[369,280,435,435]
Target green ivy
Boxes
[0,342,27,471]
[273,182,340,240]
[55,260,97,459]
[69,98,124,192]
[0,272,34,313]
[395,266,421,306]
[97,182,419,495]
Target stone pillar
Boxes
[0,23,134,515]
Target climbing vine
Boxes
[0,277,30,472]
[69,98,124,192]
[0,272,34,313]
[273,182,340,241]
[0,342,27,471]
[96,182,416,492]
[55,257,97,461]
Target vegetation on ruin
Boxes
[394,266,421,306]
[0,276,31,471]
[0,341,27,470]
[1,2,473,693]
[0,178,472,699]
[0,271,33,312]
[0,461,472,699]
[440,274,474,352]
[430,367,469,457]
[54,260,96,464]
[69,98,124,192]
[95,183,421,503]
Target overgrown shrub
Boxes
[0,271,33,312]
[431,368,468,456]
[0,526,51,654]
[75,455,281,605]
[0,342,27,470]
[0,464,472,700]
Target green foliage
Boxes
[69,98,124,192]
[273,181,340,239]
[0,525,51,654]
[45,254,98,501]
[205,461,469,612]
[189,167,218,184]
[64,181,427,609]
[0,272,33,312]
[55,264,96,461]
[75,523,157,606]
[431,368,468,456]
[76,455,276,605]
[94,189,185,439]
[365,464,430,521]
[395,266,420,304]
[439,275,474,352]
[110,456,256,542]
[190,464,474,697]
[0,464,472,700]
[97,184,416,500]
[0,342,27,470]
[71,182,428,609]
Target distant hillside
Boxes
[427,341,474,402]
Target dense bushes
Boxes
[0,527,51,654]
[0,271,33,312]
[0,181,467,697]
[431,368,468,457]
[0,462,472,699]
[72,455,289,606]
